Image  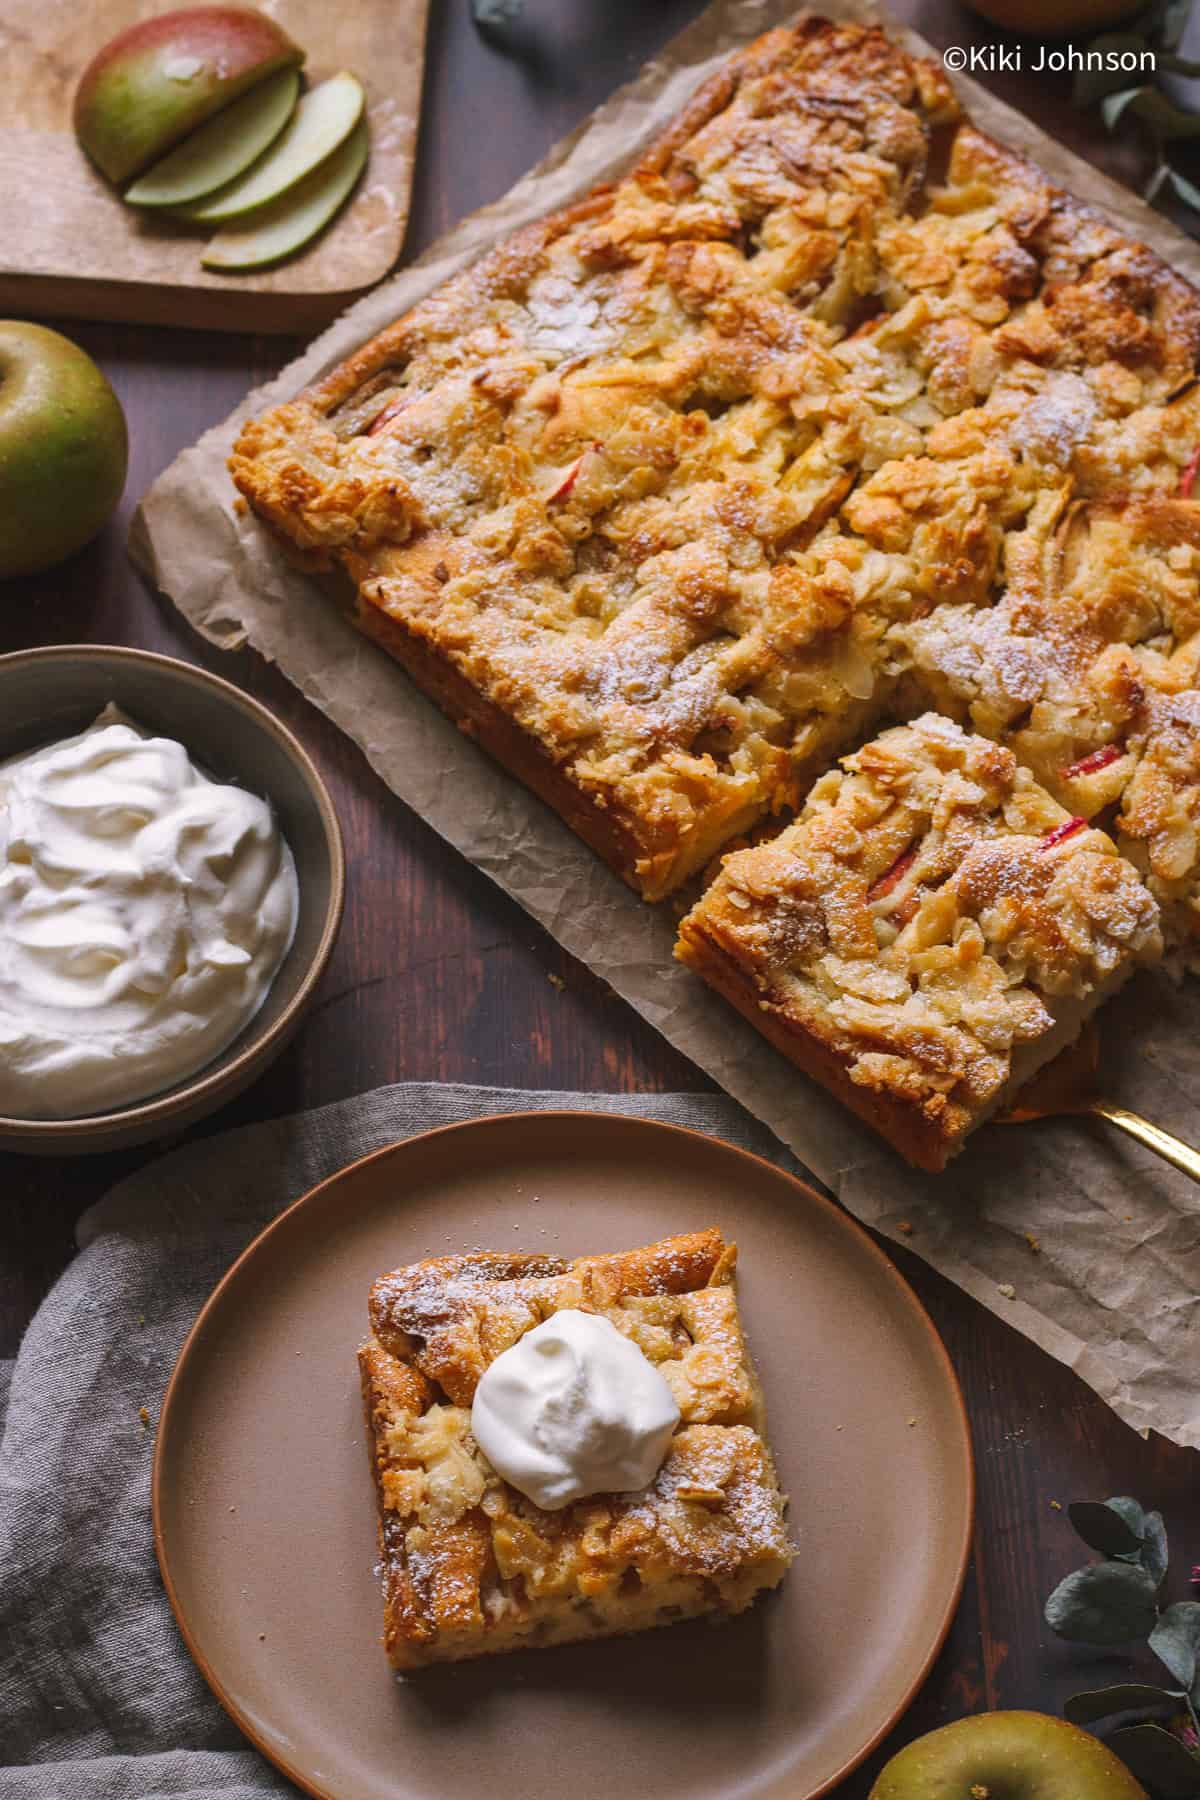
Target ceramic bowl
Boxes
[0,644,344,1154]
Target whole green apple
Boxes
[870,1711,1149,1799]
[74,6,303,186]
[0,323,128,580]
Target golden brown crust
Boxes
[353,596,649,880]
[359,1230,791,1668]
[675,927,957,1169]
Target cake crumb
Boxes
[897,1220,913,1235]
[1024,1232,1041,1254]
[1050,1499,1062,1510]
[997,1283,1016,1300]
[907,1417,917,1428]
[548,973,565,992]
[138,1406,151,1429]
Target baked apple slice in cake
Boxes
[676,715,1162,1171]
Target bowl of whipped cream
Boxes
[0,645,345,1152]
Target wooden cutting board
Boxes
[0,0,429,332]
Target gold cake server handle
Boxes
[996,1022,1200,1186]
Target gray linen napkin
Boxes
[0,1082,799,1798]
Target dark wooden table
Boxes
[3,2,1198,1792]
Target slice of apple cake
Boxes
[358,1228,792,1668]
[676,715,1162,1170]
[896,483,1200,809]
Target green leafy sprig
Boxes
[1073,0,1200,219]
[1045,1496,1200,1796]
[471,0,524,30]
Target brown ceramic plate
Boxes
[154,1113,973,1800]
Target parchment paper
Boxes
[132,0,1200,1450]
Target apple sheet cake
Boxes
[357,1228,792,1667]
[232,17,1200,1164]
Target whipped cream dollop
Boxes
[470,1309,680,1511]
[0,709,299,1119]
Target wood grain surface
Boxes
[0,0,429,330]
[3,2,1199,1793]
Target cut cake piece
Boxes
[894,479,1200,840]
[838,123,1200,481]
[676,715,1162,1171]
[358,1227,792,1668]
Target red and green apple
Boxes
[74,6,303,185]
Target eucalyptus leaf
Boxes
[1107,1497,1152,1541]
[471,0,523,25]
[1074,35,1156,106]
[1151,1603,1200,1692]
[1103,86,1149,130]
[1069,1500,1145,1557]
[1141,1509,1170,1586]
[1065,1684,1186,1726]
[1128,86,1200,139]
[1045,1562,1160,1644]
[1083,66,1150,109]
[1107,1724,1200,1798]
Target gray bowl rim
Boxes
[0,643,346,1143]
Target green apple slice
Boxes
[124,68,301,206]
[201,118,368,270]
[179,71,364,224]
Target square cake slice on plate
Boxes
[358,1227,792,1668]
[676,715,1162,1171]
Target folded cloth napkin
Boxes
[0,1082,799,1798]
